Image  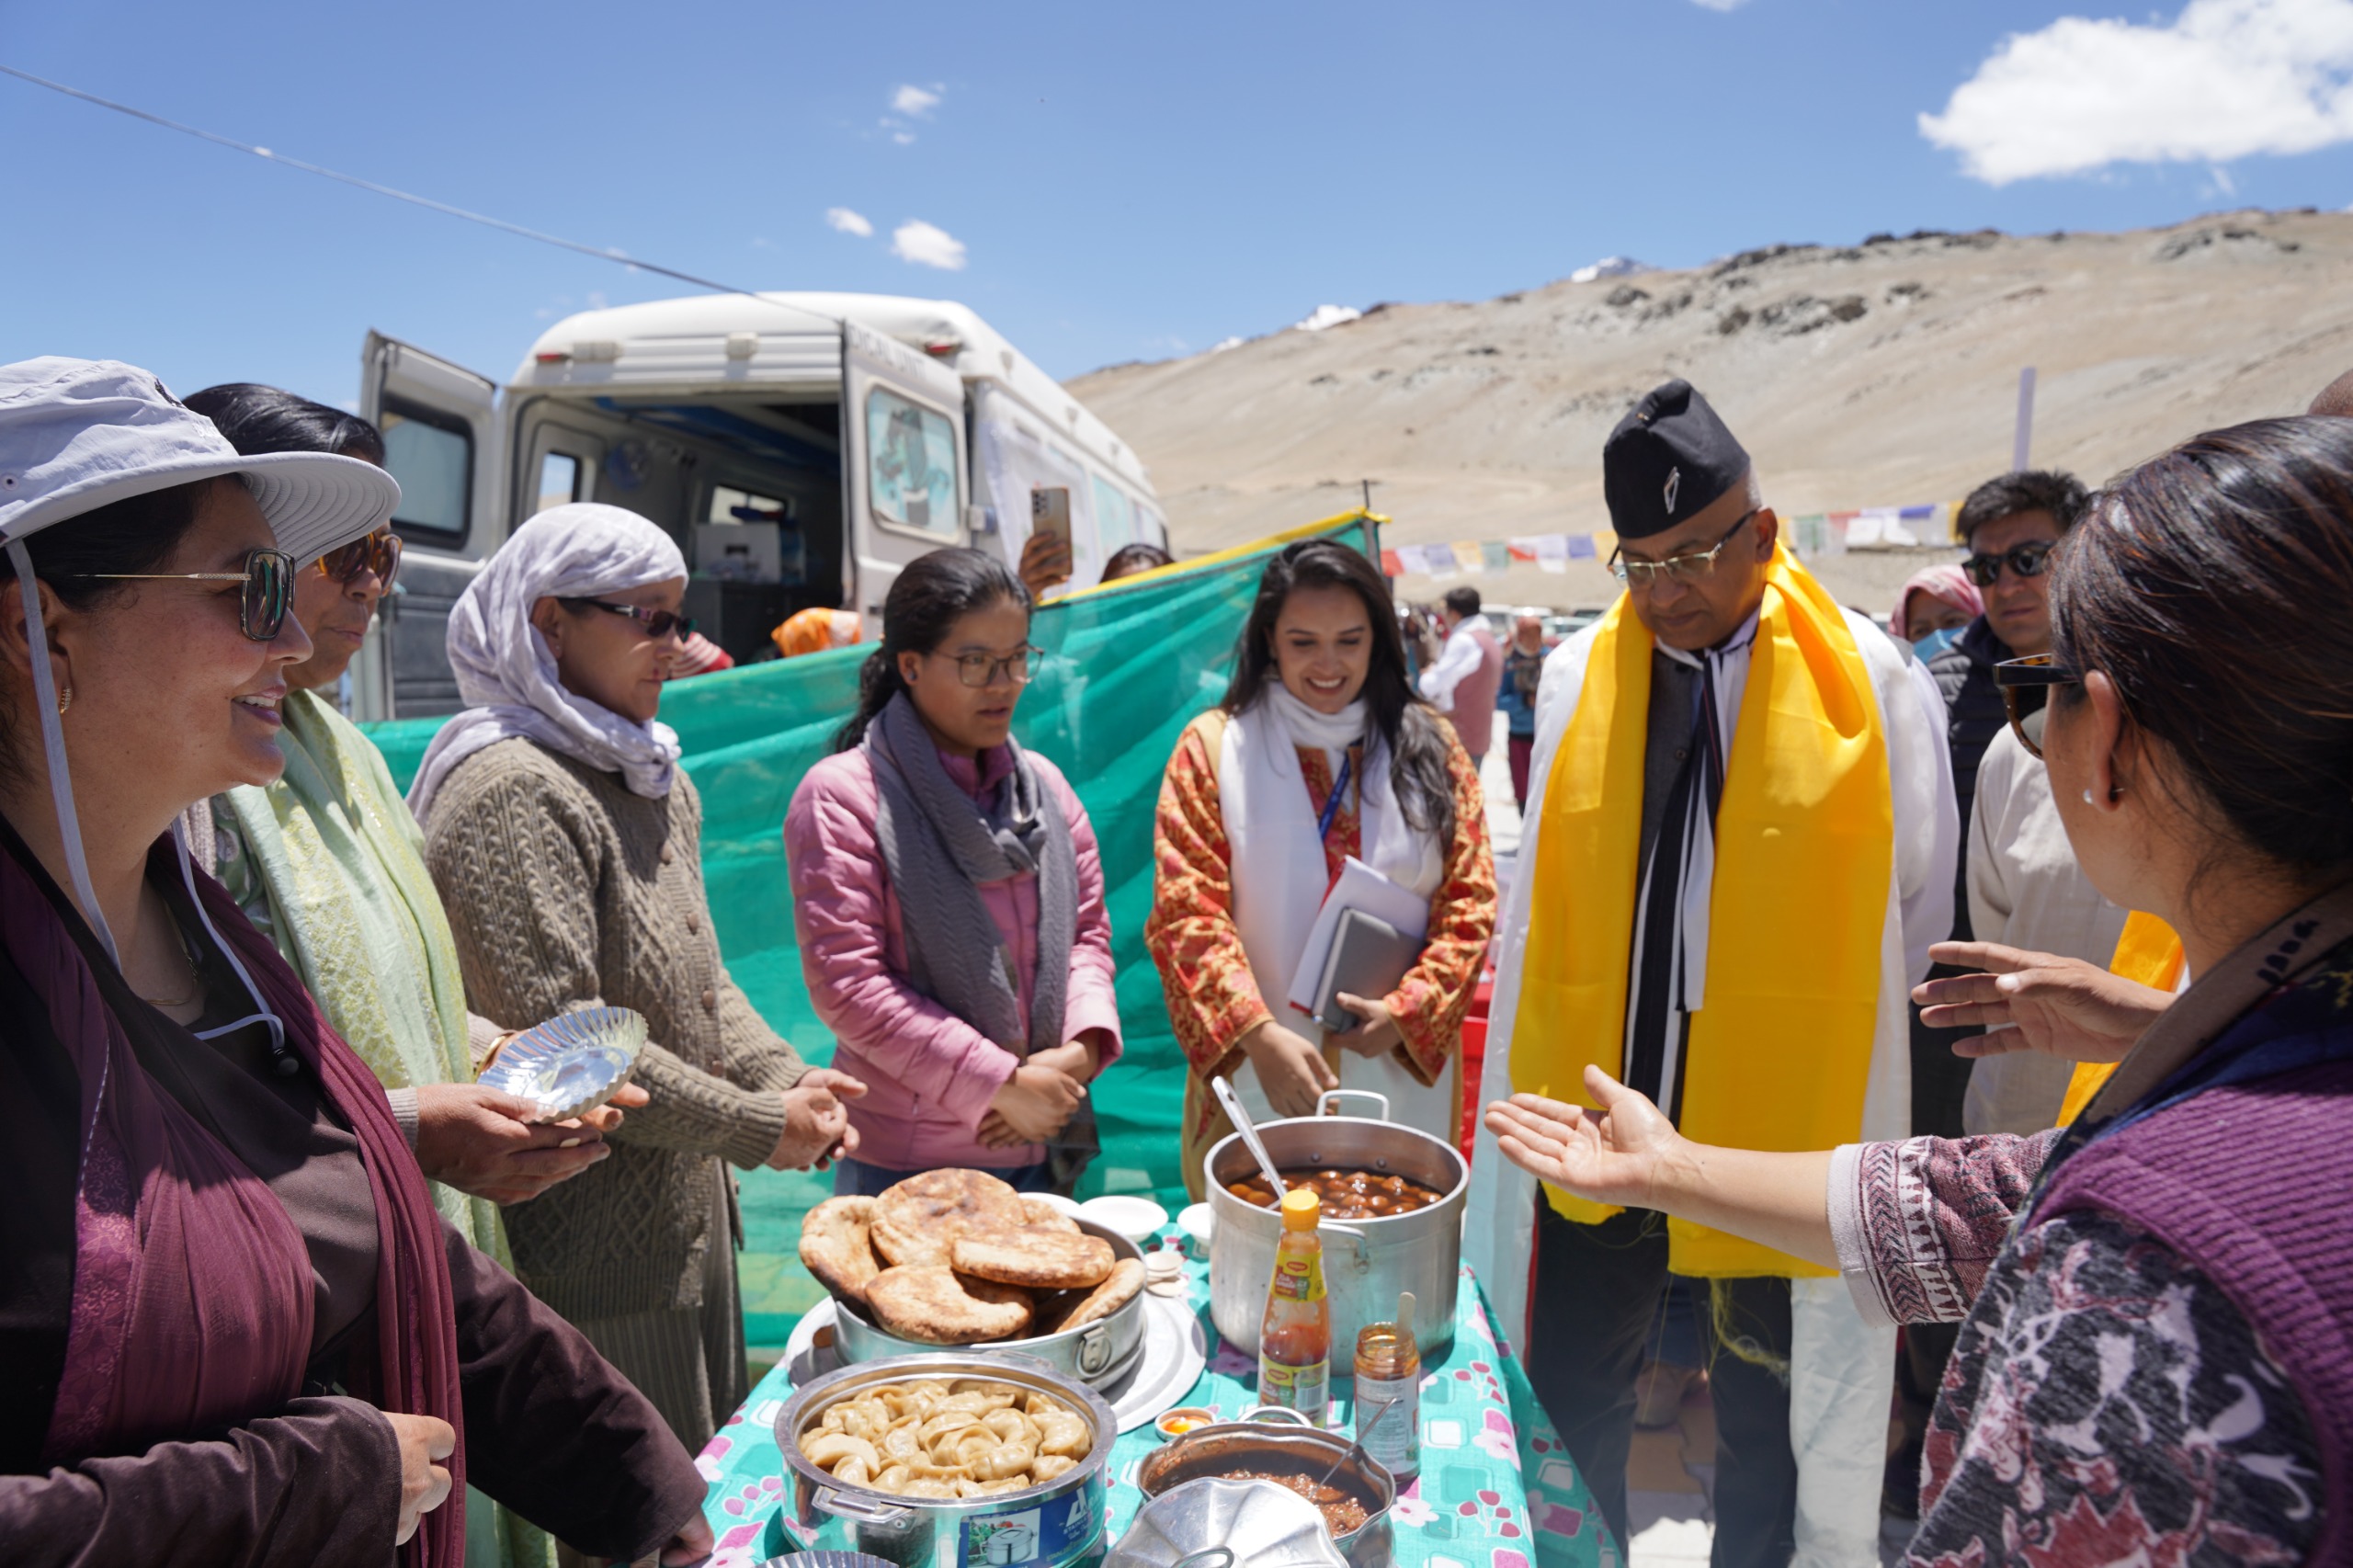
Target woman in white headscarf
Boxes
[415,504,865,1473]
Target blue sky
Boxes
[6,0,2350,407]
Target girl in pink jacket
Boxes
[785,548,1122,1195]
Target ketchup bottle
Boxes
[1257,1188,1332,1426]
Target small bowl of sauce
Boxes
[1154,1406,1217,1442]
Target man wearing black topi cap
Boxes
[1466,381,1959,1562]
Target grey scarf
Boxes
[864,690,1094,1185]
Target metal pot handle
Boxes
[1076,1320,1114,1375]
[1320,1218,1373,1276]
[1317,1088,1392,1122]
[813,1485,914,1528]
[1174,1551,1237,1568]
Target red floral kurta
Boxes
[1145,710,1495,1089]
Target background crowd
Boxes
[1,349,2348,1568]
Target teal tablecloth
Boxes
[692,1238,1606,1567]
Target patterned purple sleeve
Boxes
[1904,1212,2319,1565]
[1830,1128,2064,1326]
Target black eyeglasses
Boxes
[937,645,1042,687]
[1609,510,1759,587]
[1994,653,2080,759]
[562,597,696,642]
[69,548,296,642]
[318,528,403,592]
[1962,541,2057,587]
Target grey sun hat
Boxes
[0,357,399,564]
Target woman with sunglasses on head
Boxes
[412,505,864,1476]
[0,359,710,1566]
[183,385,639,1568]
[785,547,1121,1196]
[1146,539,1495,1195]
[1489,416,2353,1563]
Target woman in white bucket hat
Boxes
[0,358,711,1568]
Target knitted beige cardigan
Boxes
[422,736,807,1322]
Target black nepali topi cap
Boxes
[1602,380,1751,540]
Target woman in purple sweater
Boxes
[1489,416,2353,1564]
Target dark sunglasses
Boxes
[1994,653,2080,760]
[69,548,296,642]
[562,597,697,642]
[317,528,402,591]
[1962,540,2057,587]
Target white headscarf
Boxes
[407,503,688,821]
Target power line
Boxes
[0,62,835,328]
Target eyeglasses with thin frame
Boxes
[1962,540,2057,588]
[1609,509,1760,587]
[1994,653,2080,760]
[66,548,296,642]
[936,645,1043,687]
[318,528,403,592]
[561,597,697,642]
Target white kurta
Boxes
[1463,607,1957,1567]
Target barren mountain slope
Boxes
[1072,210,2353,611]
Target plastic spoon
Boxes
[1211,1073,1287,1199]
[1396,1290,1415,1343]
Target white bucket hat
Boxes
[0,357,398,562]
[0,357,400,992]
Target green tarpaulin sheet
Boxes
[365,512,1376,1344]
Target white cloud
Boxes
[1921,0,2353,185]
[1210,335,1247,354]
[892,131,916,145]
[825,207,875,237]
[1571,256,1646,283]
[892,84,942,118]
[1689,0,1750,10]
[891,220,968,270]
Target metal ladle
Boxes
[1211,1072,1288,1199]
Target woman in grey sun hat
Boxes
[0,358,713,1568]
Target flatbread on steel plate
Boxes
[950,1228,1116,1291]
[870,1169,1028,1267]
[1019,1197,1082,1233]
[1042,1256,1145,1333]
[863,1265,1036,1345]
[797,1196,884,1302]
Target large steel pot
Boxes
[1135,1422,1396,1568]
[773,1352,1117,1568]
[1205,1091,1465,1362]
[831,1219,1146,1388]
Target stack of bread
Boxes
[799,1169,1146,1346]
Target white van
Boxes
[351,291,1169,721]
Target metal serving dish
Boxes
[1204,1091,1467,1361]
[830,1219,1148,1388]
[477,1006,646,1123]
[774,1352,1118,1568]
[1135,1422,1395,1568]
[1106,1477,1348,1568]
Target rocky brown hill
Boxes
[1071,210,2352,613]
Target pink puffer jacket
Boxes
[784,743,1123,1173]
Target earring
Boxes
[2082,789,2094,805]
[56,684,71,716]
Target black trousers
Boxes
[1892,985,1975,1513]
[1524,1201,1797,1568]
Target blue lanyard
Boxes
[1316,751,1355,843]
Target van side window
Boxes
[535,452,582,515]
[1090,475,1136,552]
[381,398,472,542]
[866,387,960,540]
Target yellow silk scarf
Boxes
[2055,911,2184,1126]
[1511,545,1893,1277]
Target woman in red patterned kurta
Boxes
[1146,540,1495,1198]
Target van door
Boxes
[356,332,506,721]
[841,321,969,623]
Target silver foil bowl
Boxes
[1106,1478,1348,1568]
[478,1006,647,1122]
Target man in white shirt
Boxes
[1415,585,1504,760]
